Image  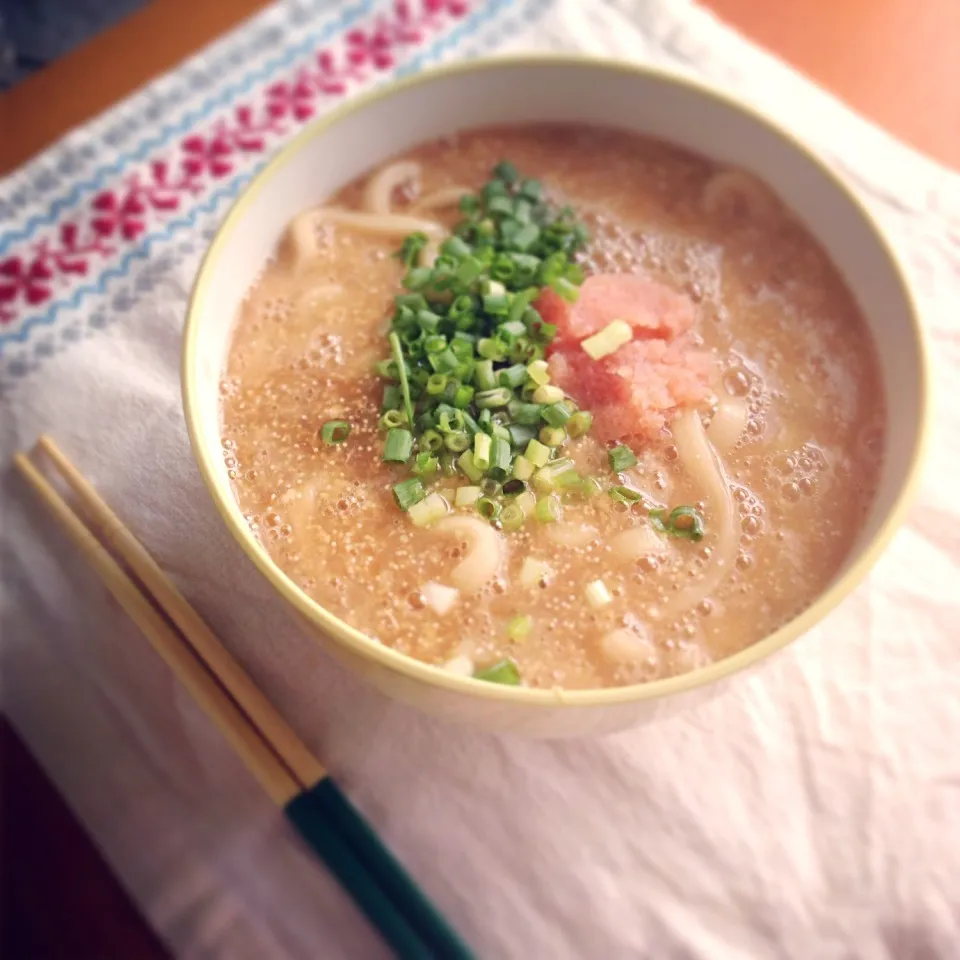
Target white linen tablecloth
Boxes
[2,1,958,957]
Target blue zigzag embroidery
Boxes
[0,0,547,358]
[0,0,373,256]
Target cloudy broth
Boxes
[221,125,884,690]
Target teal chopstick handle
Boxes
[284,791,431,959]
[306,778,477,960]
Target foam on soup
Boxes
[221,125,884,690]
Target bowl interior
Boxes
[185,58,925,698]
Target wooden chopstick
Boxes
[15,440,476,960]
[36,436,326,789]
[12,452,300,806]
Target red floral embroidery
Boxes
[0,0,471,328]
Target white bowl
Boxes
[183,57,929,737]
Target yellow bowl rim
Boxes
[182,54,931,709]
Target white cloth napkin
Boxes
[2,1,959,957]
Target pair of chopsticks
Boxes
[14,437,475,960]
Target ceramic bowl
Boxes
[183,57,929,737]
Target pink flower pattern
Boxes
[0,0,472,327]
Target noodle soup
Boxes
[221,125,884,691]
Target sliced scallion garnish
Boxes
[383,428,413,463]
[320,420,351,445]
[393,477,425,511]
[474,658,522,685]
[376,161,594,525]
[608,444,638,473]
[651,505,705,541]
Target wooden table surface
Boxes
[1,0,957,955]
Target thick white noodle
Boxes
[656,409,739,618]
[707,396,749,454]
[701,168,778,222]
[362,161,421,215]
[546,523,599,549]
[285,207,444,268]
[434,516,505,594]
[412,185,472,212]
[609,524,666,563]
[600,626,660,678]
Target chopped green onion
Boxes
[480,476,501,497]
[455,486,482,508]
[511,222,540,251]
[609,484,645,504]
[383,428,414,463]
[515,490,537,517]
[477,337,506,361]
[497,364,528,389]
[457,450,484,483]
[379,409,407,430]
[507,615,533,642]
[475,387,511,409]
[453,384,475,409]
[531,460,574,494]
[441,235,472,259]
[409,492,450,527]
[473,433,492,471]
[650,505,705,541]
[539,426,566,447]
[535,495,562,523]
[381,384,401,411]
[526,359,550,385]
[320,420,351,445]
[403,266,432,290]
[554,468,583,490]
[500,503,525,532]
[512,455,535,482]
[566,410,593,438]
[397,231,429,267]
[421,429,444,453]
[576,476,603,498]
[581,319,633,360]
[489,437,512,474]
[389,331,415,428]
[444,431,470,453]
[550,277,580,302]
[474,659,521,685]
[532,384,564,404]
[393,477,425,511]
[424,334,447,355]
[412,453,439,478]
[524,439,550,468]
[477,497,501,521]
[435,406,465,435]
[507,423,537,449]
[511,401,542,425]
[540,400,574,428]
[429,348,459,375]
[585,579,612,609]
[608,444,638,473]
[519,178,542,201]
[378,161,593,516]
[426,373,448,395]
[474,359,497,390]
